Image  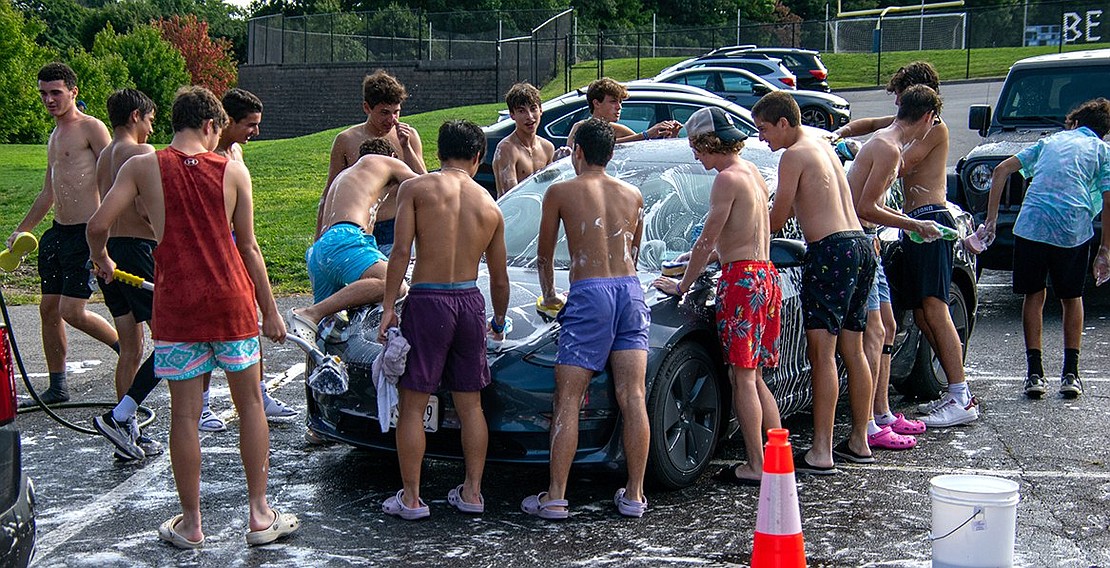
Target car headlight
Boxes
[966,162,994,193]
[831,102,849,110]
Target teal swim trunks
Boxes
[154,337,261,381]
[306,222,387,303]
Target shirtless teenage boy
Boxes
[216,88,263,162]
[90,88,163,461]
[754,91,876,474]
[360,138,403,255]
[88,86,297,548]
[292,141,419,338]
[834,62,978,428]
[848,85,945,451]
[564,78,681,150]
[9,62,118,407]
[378,120,509,520]
[522,118,651,518]
[491,82,555,197]
[320,70,426,237]
[652,107,783,485]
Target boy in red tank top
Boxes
[87,86,298,548]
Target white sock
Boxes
[202,390,211,411]
[260,380,273,406]
[867,419,883,436]
[112,395,138,423]
[948,382,970,405]
[875,412,897,425]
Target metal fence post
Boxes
[418,11,423,60]
[331,13,335,63]
[598,29,604,79]
[636,31,641,78]
[965,10,971,79]
[365,12,370,62]
[565,34,571,93]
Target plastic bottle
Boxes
[961,224,994,254]
[906,221,958,243]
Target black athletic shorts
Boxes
[38,221,93,299]
[900,204,955,308]
[801,230,876,334]
[1012,236,1091,299]
[98,237,156,322]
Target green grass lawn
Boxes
[3,42,1106,300]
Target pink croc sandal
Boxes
[887,413,926,435]
[868,426,917,451]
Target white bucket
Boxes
[930,474,1020,568]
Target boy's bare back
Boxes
[318,154,416,233]
[778,134,860,242]
[402,170,504,284]
[96,138,156,239]
[714,160,771,264]
[544,173,644,281]
[48,113,110,224]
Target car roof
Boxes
[744,47,820,56]
[1010,48,1110,69]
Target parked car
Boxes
[652,66,849,131]
[305,137,979,488]
[477,83,759,194]
[954,48,1110,270]
[659,52,799,90]
[730,47,831,92]
[0,322,35,565]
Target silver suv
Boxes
[955,48,1110,270]
[658,52,798,90]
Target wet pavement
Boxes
[3,271,1109,567]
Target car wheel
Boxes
[894,282,970,400]
[646,342,723,489]
[800,106,832,131]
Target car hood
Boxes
[792,90,848,106]
[963,127,1061,162]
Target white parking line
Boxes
[969,375,1110,382]
[29,362,305,565]
[708,460,1110,480]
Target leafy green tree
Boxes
[93,23,190,142]
[0,0,54,143]
[64,46,133,125]
[13,0,89,53]
[79,0,159,48]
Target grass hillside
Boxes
[3,42,1107,299]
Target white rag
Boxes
[372,327,409,433]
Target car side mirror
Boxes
[752,84,772,96]
[770,238,806,269]
[968,105,991,137]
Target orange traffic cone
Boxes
[751,428,806,567]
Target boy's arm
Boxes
[984,156,1022,237]
[1095,193,1110,285]
[484,213,510,338]
[9,170,55,248]
[318,134,350,237]
[615,120,679,143]
[834,115,894,139]
[536,185,562,305]
[629,193,644,267]
[87,158,143,280]
[769,151,801,233]
[379,180,416,339]
[227,161,285,343]
[566,121,582,149]
[396,122,428,174]
[492,141,517,196]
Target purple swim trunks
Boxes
[556,276,650,372]
[398,283,491,394]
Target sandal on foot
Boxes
[713,463,762,486]
[246,509,300,546]
[886,413,926,435]
[613,488,647,518]
[382,489,430,520]
[792,448,837,476]
[287,308,318,342]
[158,514,204,549]
[198,409,226,432]
[832,439,876,464]
[521,492,569,520]
[867,426,917,450]
[447,484,484,514]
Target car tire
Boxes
[645,341,723,489]
[800,106,833,131]
[893,282,971,400]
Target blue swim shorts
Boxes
[866,260,891,311]
[306,222,387,303]
[154,337,261,381]
[556,276,650,372]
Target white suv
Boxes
[659,53,798,90]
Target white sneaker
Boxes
[920,396,979,428]
[916,392,951,415]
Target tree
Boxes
[64,46,133,125]
[156,14,237,96]
[13,0,89,53]
[0,0,54,143]
[93,23,190,142]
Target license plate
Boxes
[389,395,439,433]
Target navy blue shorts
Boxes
[38,221,93,299]
[900,204,955,307]
[556,276,649,372]
[98,237,155,322]
[1012,236,1091,299]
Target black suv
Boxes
[954,49,1110,270]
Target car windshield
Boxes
[500,139,779,272]
[996,66,1110,124]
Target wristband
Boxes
[490,317,506,334]
[675,280,684,295]
[642,129,650,141]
